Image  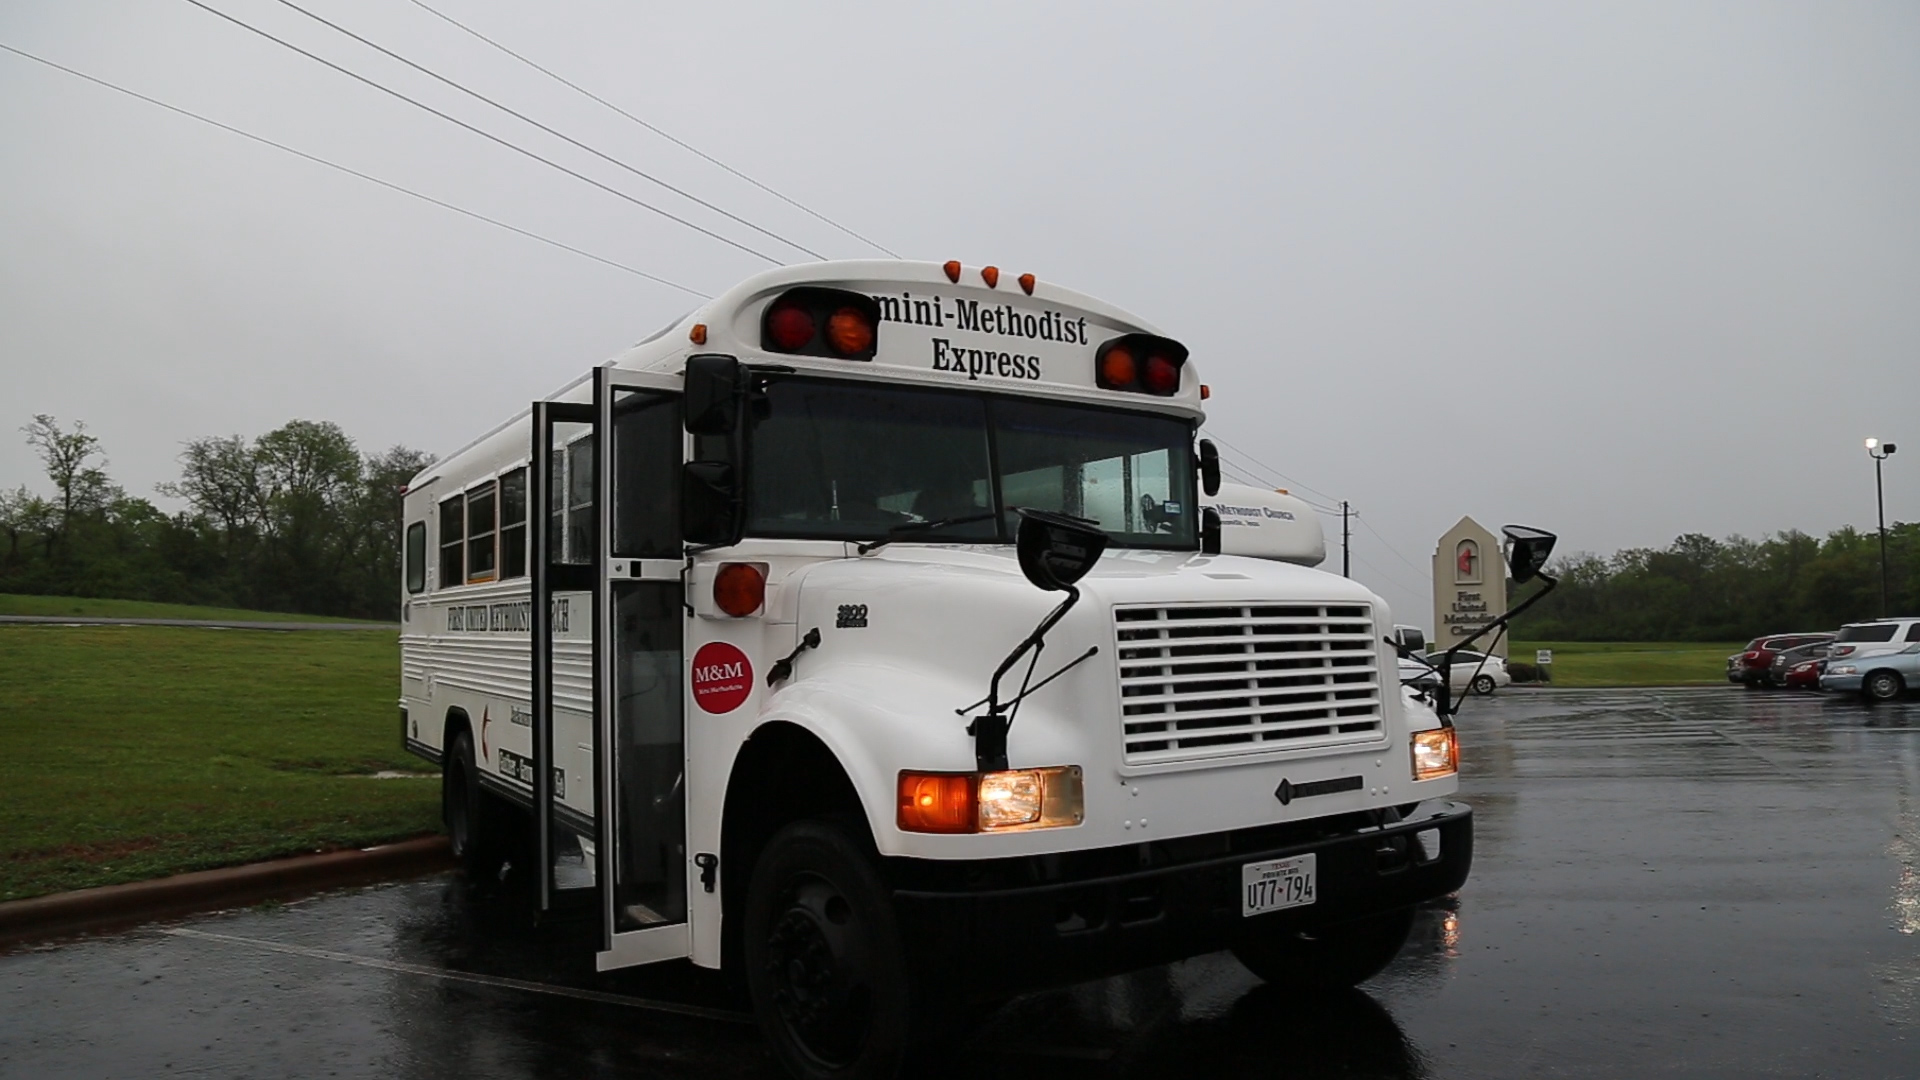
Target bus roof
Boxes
[412,260,1202,487]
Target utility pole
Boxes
[1341,500,1351,578]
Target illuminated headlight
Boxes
[897,766,1084,833]
[977,769,1044,827]
[1830,665,1857,676]
[1411,728,1458,781]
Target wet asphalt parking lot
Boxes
[4,687,1918,1079]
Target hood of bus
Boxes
[779,544,1395,767]
[795,544,1381,611]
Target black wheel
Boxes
[744,820,913,1080]
[444,730,502,876]
[1471,674,1497,696]
[1863,670,1905,703]
[1232,906,1417,990]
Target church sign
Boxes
[1432,516,1508,658]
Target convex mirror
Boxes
[1502,525,1557,584]
[1015,508,1108,591]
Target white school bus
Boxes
[400,260,1474,1080]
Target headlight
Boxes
[1411,728,1458,781]
[1830,665,1857,676]
[898,766,1084,833]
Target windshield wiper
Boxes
[857,511,998,555]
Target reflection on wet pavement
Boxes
[3,688,1917,1078]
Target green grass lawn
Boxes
[0,593,383,623]
[1510,640,1743,688]
[0,625,437,902]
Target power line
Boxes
[179,0,783,265]
[1204,436,1342,512]
[1201,429,1339,505]
[1350,550,1423,598]
[267,0,823,261]
[405,0,899,258]
[0,41,709,298]
[1354,512,1432,583]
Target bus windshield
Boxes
[746,378,1196,550]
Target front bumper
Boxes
[888,800,1472,993]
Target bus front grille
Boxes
[1114,603,1386,766]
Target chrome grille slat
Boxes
[1115,601,1388,765]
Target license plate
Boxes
[1242,854,1317,916]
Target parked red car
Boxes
[1782,657,1824,689]
[1725,633,1833,687]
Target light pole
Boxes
[1866,438,1897,615]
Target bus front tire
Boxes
[1231,905,1417,990]
[743,820,913,1080]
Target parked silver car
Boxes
[1819,618,1920,701]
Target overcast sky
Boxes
[3,0,1916,629]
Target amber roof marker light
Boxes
[1018,273,1035,295]
[943,260,962,283]
[981,266,1000,288]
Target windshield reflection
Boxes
[746,378,1196,549]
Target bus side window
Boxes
[565,435,596,564]
[466,481,498,584]
[405,522,426,594]
[439,495,464,587]
[499,467,527,579]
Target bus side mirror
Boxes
[1201,508,1222,555]
[1502,525,1557,584]
[684,354,743,435]
[1015,508,1108,592]
[1198,439,1220,497]
[682,461,743,547]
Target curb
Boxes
[0,835,454,950]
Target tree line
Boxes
[1,415,430,620]
[1511,525,1918,642]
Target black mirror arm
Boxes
[1430,571,1558,718]
[967,586,1082,771]
[985,586,1080,715]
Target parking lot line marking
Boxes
[160,927,752,1024]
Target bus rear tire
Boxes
[444,730,503,878]
[743,820,913,1080]
[1231,905,1417,990]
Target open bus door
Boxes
[531,397,593,913]
[533,367,694,967]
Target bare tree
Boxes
[22,415,116,560]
